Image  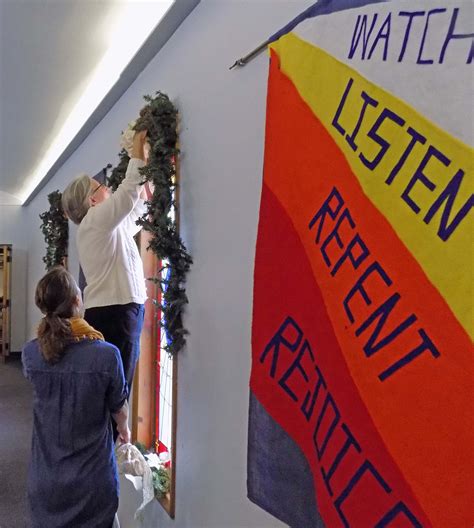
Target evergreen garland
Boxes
[108,148,130,192]
[152,467,171,498]
[39,190,69,270]
[111,92,192,355]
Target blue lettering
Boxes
[359,108,406,170]
[321,423,361,496]
[348,14,379,60]
[321,208,355,269]
[309,187,345,245]
[260,316,303,378]
[334,460,392,528]
[439,8,474,64]
[346,91,379,152]
[279,339,313,402]
[302,364,327,422]
[401,145,451,214]
[314,393,340,460]
[332,233,370,277]
[398,11,425,62]
[379,328,440,381]
[368,13,391,61]
[356,293,417,357]
[386,127,427,185]
[424,169,474,241]
[332,78,354,136]
[417,9,447,65]
[343,262,392,325]
[468,39,474,64]
[375,501,422,528]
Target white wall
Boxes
[24,1,310,526]
[0,206,27,351]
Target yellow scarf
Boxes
[70,317,104,342]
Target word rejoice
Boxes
[260,316,423,527]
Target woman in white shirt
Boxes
[62,131,149,440]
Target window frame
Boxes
[131,155,181,518]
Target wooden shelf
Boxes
[0,245,12,362]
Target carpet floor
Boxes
[0,355,32,528]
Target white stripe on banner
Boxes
[292,0,474,145]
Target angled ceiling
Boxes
[0,0,199,206]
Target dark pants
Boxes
[84,303,145,440]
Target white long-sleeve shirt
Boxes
[77,158,148,309]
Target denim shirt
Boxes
[22,338,127,528]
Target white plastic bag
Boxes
[112,513,120,528]
[116,443,148,476]
[116,443,155,520]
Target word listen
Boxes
[332,78,472,242]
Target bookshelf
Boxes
[0,245,12,362]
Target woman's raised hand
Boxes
[131,130,148,161]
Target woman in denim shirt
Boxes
[22,267,129,528]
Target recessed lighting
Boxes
[19,0,174,204]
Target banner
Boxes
[248,1,473,527]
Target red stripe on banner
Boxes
[251,183,431,527]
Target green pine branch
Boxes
[108,148,130,192]
[39,190,69,270]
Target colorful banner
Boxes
[248,1,473,527]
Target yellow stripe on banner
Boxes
[271,34,473,338]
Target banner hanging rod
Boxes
[229,40,270,70]
[228,0,329,70]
